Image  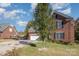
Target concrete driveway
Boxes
[0,40,25,55]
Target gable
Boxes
[0,24,17,34]
[53,11,73,21]
[0,24,9,32]
[2,26,18,36]
[7,26,17,33]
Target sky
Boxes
[0,3,79,32]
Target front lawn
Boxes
[5,41,79,56]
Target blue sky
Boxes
[0,3,79,32]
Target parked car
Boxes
[19,40,37,47]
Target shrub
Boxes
[29,43,37,47]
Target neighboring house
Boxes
[28,11,75,42]
[0,24,18,39]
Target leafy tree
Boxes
[24,3,56,50]
[32,3,56,41]
[75,18,79,41]
[24,20,34,38]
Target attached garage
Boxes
[30,35,39,40]
[28,28,39,40]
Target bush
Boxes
[52,40,75,45]
[29,43,37,47]
[52,40,62,44]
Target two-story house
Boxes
[51,11,75,42]
[28,11,75,43]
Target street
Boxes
[0,40,25,55]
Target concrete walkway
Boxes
[0,40,25,55]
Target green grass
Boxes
[5,41,79,56]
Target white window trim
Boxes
[56,20,63,29]
[55,32,64,40]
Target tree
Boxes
[75,18,79,41]
[24,3,56,50]
[24,20,34,38]
[33,3,55,41]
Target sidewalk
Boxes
[0,40,25,55]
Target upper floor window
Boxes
[56,20,63,29]
[9,28,13,32]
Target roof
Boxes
[0,24,14,32]
[76,18,79,22]
[53,10,73,19]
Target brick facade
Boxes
[51,12,75,42]
[0,26,17,39]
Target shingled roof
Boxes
[0,24,13,32]
[54,10,73,19]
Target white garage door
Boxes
[30,35,39,40]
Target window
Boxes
[56,20,63,29]
[9,28,12,32]
[54,32,64,40]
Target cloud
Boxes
[0,3,26,19]
[17,20,28,26]
[0,5,28,20]
[3,11,17,19]
[0,9,26,19]
[31,3,71,15]
[59,8,71,14]
[11,9,26,14]
[0,8,5,13]
[51,3,69,10]
[51,3,71,14]
[31,3,37,10]
[0,3,11,7]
